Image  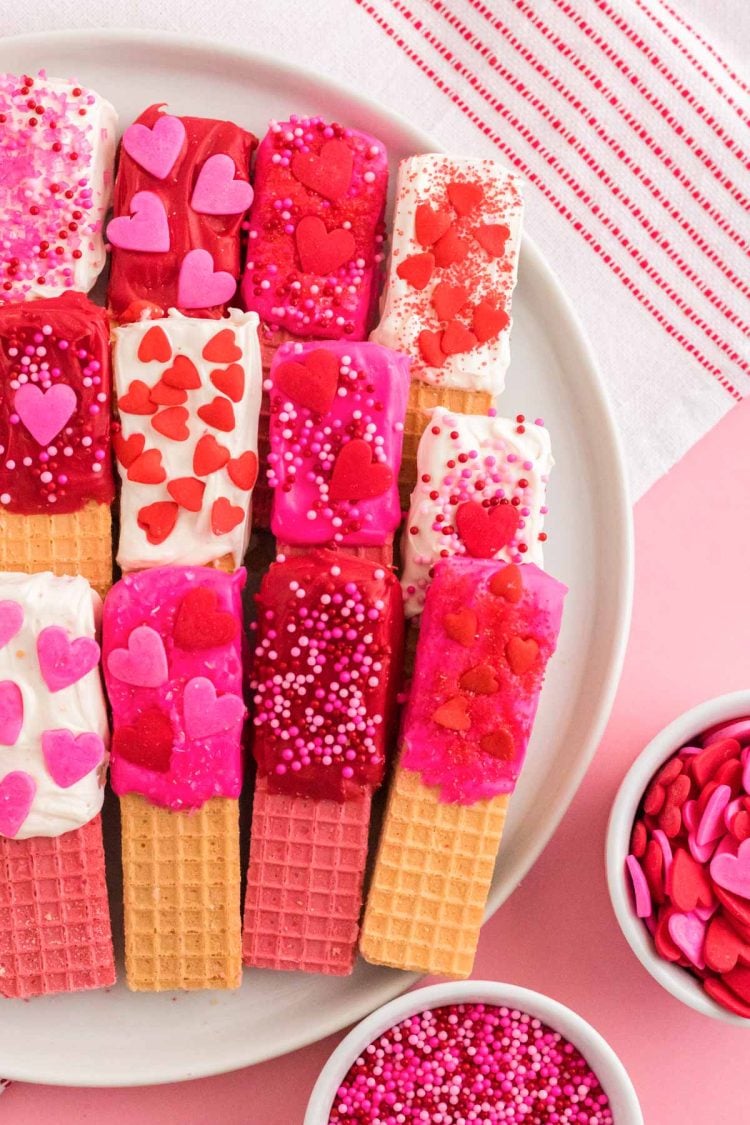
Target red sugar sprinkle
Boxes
[328,1002,613,1124]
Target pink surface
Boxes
[5,398,750,1120]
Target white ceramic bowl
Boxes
[607,689,750,1026]
[305,980,643,1124]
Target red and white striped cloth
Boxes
[7,0,750,497]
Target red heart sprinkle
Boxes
[630,819,647,859]
[211,496,245,535]
[198,396,235,432]
[113,708,173,773]
[418,329,445,367]
[152,406,190,442]
[329,439,393,502]
[480,728,515,759]
[692,738,741,788]
[291,139,353,201]
[697,779,720,818]
[396,252,435,291]
[643,781,666,816]
[459,664,499,694]
[705,914,747,973]
[167,476,205,512]
[704,976,750,1019]
[722,965,750,1005]
[664,774,691,809]
[137,325,172,363]
[716,758,743,794]
[433,227,470,268]
[475,222,510,257]
[137,500,178,544]
[441,320,478,356]
[473,299,510,343]
[455,499,520,558]
[295,215,355,274]
[643,838,665,903]
[732,810,750,842]
[655,757,684,787]
[173,587,238,650]
[432,695,471,732]
[202,329,242,363]
[210,363,244,402]
[654,907,684,962]
[489,563,523,602]
[668,847,714,912]
[658,804,683,838]
[162,355,201,390]
[119,379,157,415]
[414,202,453,247]
[274,349,339,414]
[193,434,230,476]
[443,608,478,647]
[506,636,540,676]
[447,180,484,215]
[227,451,258,491]
[149,379,187,406]
[114,430,145,469]
[127,448,166,485]
[714,884,750,929]
[432,281,469,321]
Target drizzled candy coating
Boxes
[241,116,388,339]
[0,293,114,514]
[251,551,403,801]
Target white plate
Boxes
[0,30,633,1087]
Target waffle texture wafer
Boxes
[0,501,112,598]
[401,382,491,508]
[0,815,115,999]
[243,777,372,975]
[120,794,241,991]
[360,766,509,978]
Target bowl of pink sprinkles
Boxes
[304,981,642,1124]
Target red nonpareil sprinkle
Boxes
[328,1002,613,1124]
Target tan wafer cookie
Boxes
[400,382,491,509]
[360,766,509,979]
[120,794,242,992]
[243,777,372,975]
[0,501,112,598]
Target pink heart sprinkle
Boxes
[652,828,674,877]
[688,831,718,866]
[0,771,35,837]
[0,600,23,649]
[711,837,750,899]
[703,719,750,747]
[14,383,76,446]
[683,799,698,833]
[121,113,186,179]
[668,911,707,968]
[742,747,750,795]
[177,249,237,310]
[42,729,105,789]
[696,783,732,847]
[726,797,744,830]
[37,626,100,693]
[190,154,254,216]
[182,676,244,740]
[106,190,170,252]
[625,854,652,919]
[0,680,22,746]
[107,625,168,688]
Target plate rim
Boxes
[0,27,634,1086]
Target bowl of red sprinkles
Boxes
[304,981,642,1124]
[608,690,750,1024]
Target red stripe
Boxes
[435,0,750,325]
[508,0,750,258]
[354,0,741,399]
[634,0,750,121]
[586,0,750,166]
[550,0,750,207]
[390,0,750,378]
[654,0,750,97]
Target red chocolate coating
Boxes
[0,293,114,514]
[108,105,257,322]
[251,550,403,801]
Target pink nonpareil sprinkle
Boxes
[328,1002,613,1124]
